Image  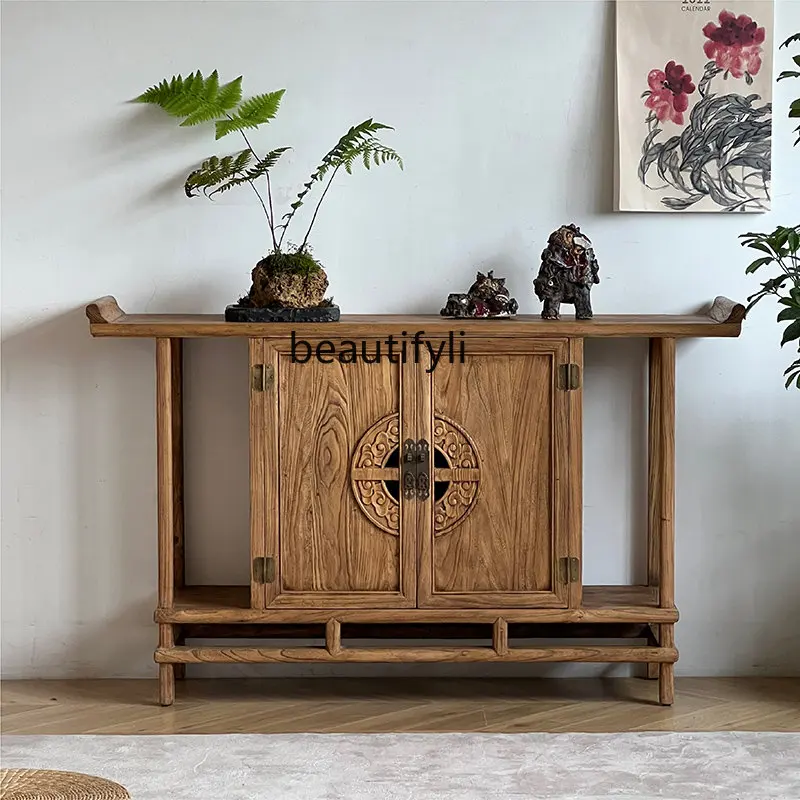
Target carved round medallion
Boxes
[432,415,481,535]
[350,413,481,536]
[350,414,402,535]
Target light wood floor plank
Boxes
[1,679,798,734]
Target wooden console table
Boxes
[86,295,744,706]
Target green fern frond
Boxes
[214,90,285,139]
[184,149,253,197]
[278,120,400,238]
[134,71,243,126]
[340,138,403,174]
[313,119,395,178]
[216,76,243,109]
[208,147,291,197]
[244,147,290,180]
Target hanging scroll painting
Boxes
[615,0,774,212]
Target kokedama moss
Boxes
[247,252,329,309]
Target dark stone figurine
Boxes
[534,224,600,320]
[440,271,519,318]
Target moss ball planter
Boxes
[225,252,340,323]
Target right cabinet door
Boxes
[417,337,580,608]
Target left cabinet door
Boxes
[250,337,417,608]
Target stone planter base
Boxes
[224,304,341,323]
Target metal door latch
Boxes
[401,438,430,500]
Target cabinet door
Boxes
[252,337,416,608]
[417,337,580,608]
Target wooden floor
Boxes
[2,678,798,734]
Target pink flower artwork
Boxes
[702,10,765,79]
[644,61,696,125]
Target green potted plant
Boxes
[739,34,799,389]
[740,226,800,389]
[133,71,402,321]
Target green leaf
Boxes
[763,276,791,291]
[747,241,773,254]
[203,70,219,101]
[784,357,800,390]
[278,119,402,244]
[777,70,800,81]
[217,76,243,109]
[184,149,253,197]
[781,319,800,346]
[780,32,800,48]
[208,147,291,197]
[134,71,244,127]
[745,256,774,273]
[214,89,285,139]
[774,228,791,251]
[777,307,800,322]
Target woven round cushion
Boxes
[0,770,130,800]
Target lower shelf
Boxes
[156,645,678,665]
[155,585,677,624]
[155,601,678,699]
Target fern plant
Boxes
[133,71,402,257]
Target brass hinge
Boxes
[251,364,274,392]
[253,556,276,584]
[560,556,580,584]
[558,363,581,391]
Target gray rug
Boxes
[2,733,798,799]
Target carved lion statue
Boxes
[534,224,600,320]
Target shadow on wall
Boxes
[676,401,800,677]
[2,307,156,676]
[1,286,246,678]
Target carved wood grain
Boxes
[493,618,509,655]
[87,310,744,339]
[158,624,175,706]
[421,340,570,607]
[707,296,746,323]
[157,584,679,623]
[275,354,413,605]
[432,415,481,535]
[250,339,268,608]
[566,336,583,608]
[156,339,183,608]
[155,645,678,664]
[85,295,124,323]
[350,414,401,535]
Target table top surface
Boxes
[86,298,745,339]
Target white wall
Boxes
[2,0,799,679]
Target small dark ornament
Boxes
[440,271,519,318]
[534,224,600,320]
